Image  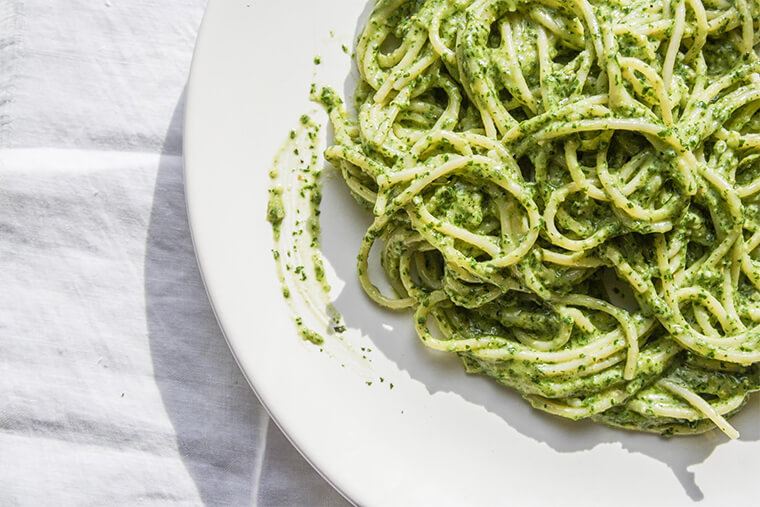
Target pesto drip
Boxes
[315,0,760,437]
[267,117,346,347]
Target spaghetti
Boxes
[315,0,760,436]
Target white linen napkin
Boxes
[0,1,346,505]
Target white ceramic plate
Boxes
[184,1,760,505]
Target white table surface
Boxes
[0,1,347,504]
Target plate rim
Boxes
[183,1,353,503]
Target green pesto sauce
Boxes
[266,186,285,239]
[300,328,325,345]
[267,114,346,348]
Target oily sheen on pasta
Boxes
[316,0,760,437]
